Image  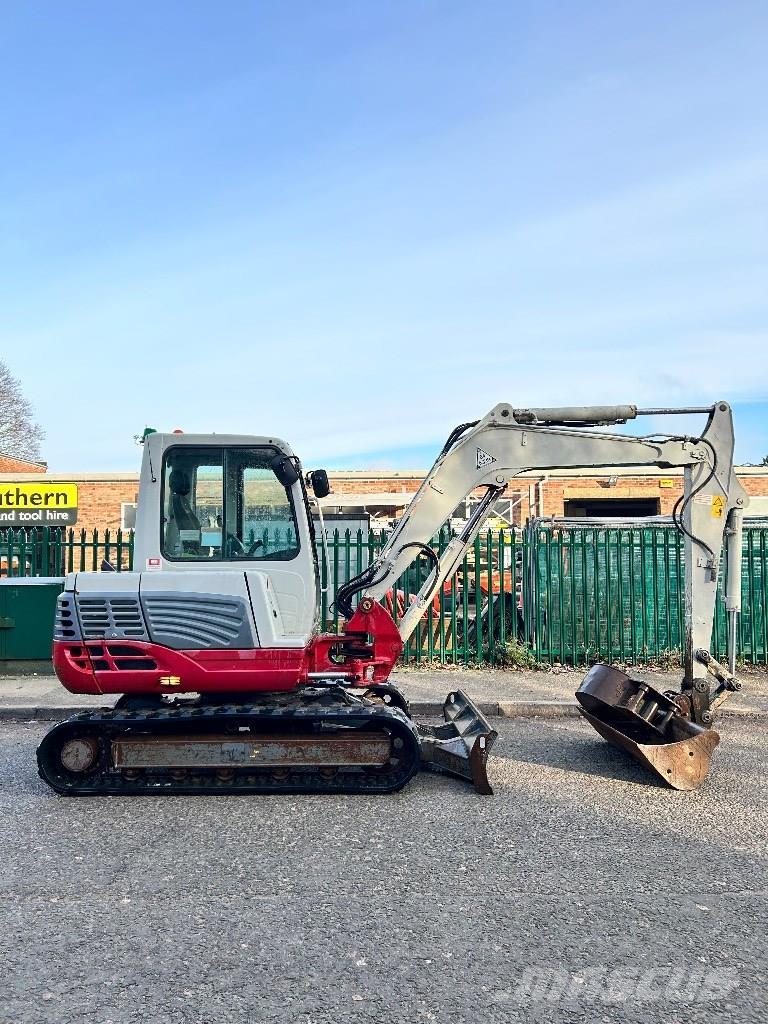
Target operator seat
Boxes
[166,469,201,554]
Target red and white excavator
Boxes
[37,401,747,795]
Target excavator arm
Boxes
[336,401,748,788]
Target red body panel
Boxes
[54,600,404,696]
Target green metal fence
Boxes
[2,523,767,666]
[1,527,134,577]
[315,522,768,666]
[525,522,768,667]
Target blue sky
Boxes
[1,1,766,471]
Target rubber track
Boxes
[37,701,422,797]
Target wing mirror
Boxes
[307,469,331,498]
[270,453,300,487]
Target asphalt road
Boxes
[1,716,766,1024]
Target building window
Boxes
[121,502,137,531]
[563,497,661,518]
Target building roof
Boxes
[0,452,47,473]
[0,471,136,482]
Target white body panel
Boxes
[246,571,313,648]
[66,567,313,650]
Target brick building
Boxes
[328,468,768,522]
[511,466,768,520]
[0,454,46,473]
[0,465,766,532]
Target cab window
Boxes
[161,446,299,561]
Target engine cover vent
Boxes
[75,594,148,641]
[54,593,82,641]
[141,593,253,650]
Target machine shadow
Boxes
[496,726,670,789]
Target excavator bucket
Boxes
[575,665,720,791]
[417,690,498,794]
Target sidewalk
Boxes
[1,665,766,721]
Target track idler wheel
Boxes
[575,665,720,791]
[37,724,109,792]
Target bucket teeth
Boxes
[418,689,498,794]
[575,665,720,790]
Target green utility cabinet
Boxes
[0,578,64,660]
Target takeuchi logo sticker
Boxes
[476,448,497,470]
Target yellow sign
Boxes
[711,495,725,519]
[0,483,79,526]
[659,479,676,488]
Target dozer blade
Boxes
[417,689,498,794]
[575,665,720,791]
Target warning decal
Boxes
[711,495,725,519]
[476,448,497,470]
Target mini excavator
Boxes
[37,401,747,795]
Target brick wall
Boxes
[0,469,766,532]
[328,474,423,494]
[739,475,768,497]
[538,476,683,517]
[76,480,140,531]
[326,471,768,521]
[520,473,767,519]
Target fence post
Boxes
[759,528,767,666]
[485,529,494,661]
[746,529,757,662]
[461,549,470,665]
[498,528,507,651]
[332,530,340,634]
[18,529,27,579]
[569,528,579,665]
